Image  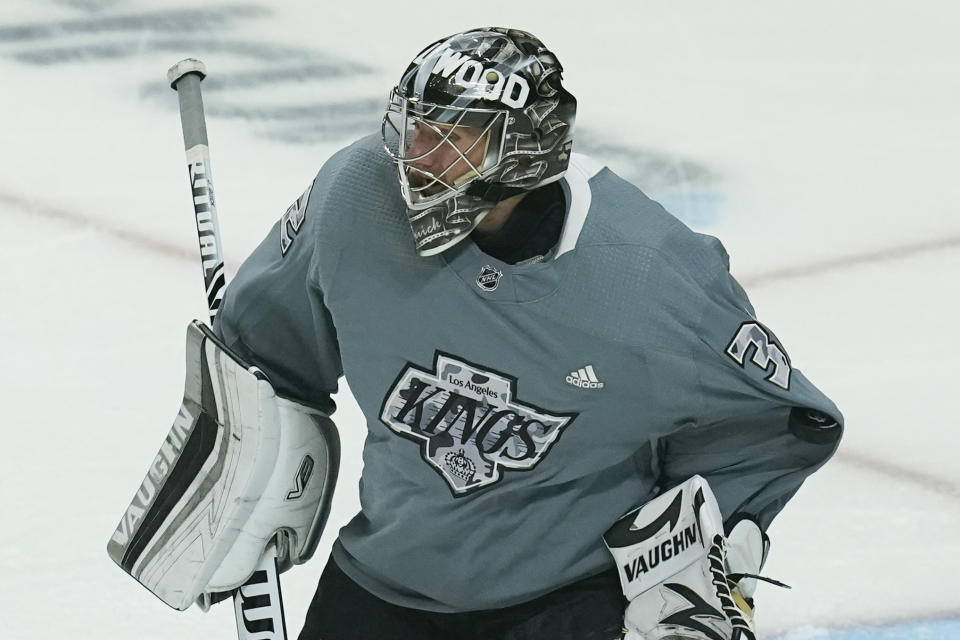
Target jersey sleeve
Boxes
[213,173,343,415]
[653,236,843,532]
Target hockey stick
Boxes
[167,58,289,640]
[166,59,225,322]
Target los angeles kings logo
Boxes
[380,352,577,496]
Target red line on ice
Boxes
[834,450,960,500]
[0,191,197,262]
[740,236,960,288]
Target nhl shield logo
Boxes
[476,265,502,291]
[380,352,577,496]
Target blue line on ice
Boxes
[774,618,960,639]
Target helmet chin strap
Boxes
[465,179,527,204]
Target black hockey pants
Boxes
[299,554,625,640]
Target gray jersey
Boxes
[215,134,842,613]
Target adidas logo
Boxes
[566,365,604,389]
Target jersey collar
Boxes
[440,153,603,303]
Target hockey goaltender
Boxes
[109,26,842,640]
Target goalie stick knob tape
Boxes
[167,58,207,89]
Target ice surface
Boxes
[1,1,958,638]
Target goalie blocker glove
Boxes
[106,321,340,611]
[604,476,771,640]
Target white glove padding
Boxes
[725,517,769,602]
[107,320,340,610]
[604,476,759,640]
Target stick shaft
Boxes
[233,545,289,640]
[170,65,225,322]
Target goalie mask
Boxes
[382,27,577,256]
